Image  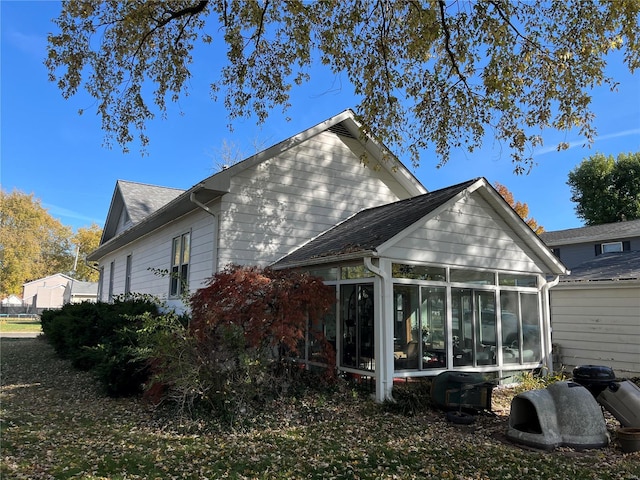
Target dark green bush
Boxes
[41,299,159,396]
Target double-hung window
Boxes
[170,233,190,297]
[125,254,132,296]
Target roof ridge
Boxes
[117,179,185,191]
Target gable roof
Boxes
[272,179,477,268]
[540,219,640,246]
[22,273,73,287]
[558,250,640,283]
[118,181,184,225]
[88,109,427,262]
[272,178,567,275]
[101,181,185,244]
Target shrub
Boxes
[41,299,159,396]
[145,265,337,423]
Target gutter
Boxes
[271,251,376,271]
[189,185,216,217]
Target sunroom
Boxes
[272,178,568,402]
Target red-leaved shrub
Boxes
[190,265,336,368]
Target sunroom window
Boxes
[500,292,541,364]
[393,286,447,371]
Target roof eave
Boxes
[87,187,223,261]
[478,179,569,276]
[271,250,377,270]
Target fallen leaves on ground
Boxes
[1,338,638,479]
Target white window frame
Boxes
[108,261,115,302]
[125,254,132,295]
[170,232,191,297]
[601,241,623,253]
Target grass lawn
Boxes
[1,338,639,480]
[0,317,41,333]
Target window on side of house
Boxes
[601,241,623,254]
[98,266,104,301]
[108,261,115,302]
[125,254,132,296]
[170,233,190,297]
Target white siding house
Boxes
[88,110,426,309]
[88,111,568,401]
[22,273,73,312]
[550,251,640,377]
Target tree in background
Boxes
[567,152,640,226]
[46,1,639,173]
[72,224,102,282]
[494,182,544,234]
[0,189,73,296]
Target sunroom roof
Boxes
[272,179,479,269]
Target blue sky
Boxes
[2,1,639,233]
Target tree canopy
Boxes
[72,224,103,283]
[0,190,102,296]
[494,182,544,234]
[567,152,640,225]
[46,1,639,172]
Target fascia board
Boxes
[100,182,126,244]
[207,110,358,182]
[374,178,568,276]
[270,251,376,271]
[477,180,569,275]
[210,109,426,198]
[339,114,427,196]
[554,279,640,289]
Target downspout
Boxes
[190,189,219,275]
[364,256,392,403]
[542,275,561,375]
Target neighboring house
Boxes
[22,273,73,313]
[87,110,567,401]
[63,280,99,305]
[539,219,640,269]
[1,294,27,315]
[550,251,640,378]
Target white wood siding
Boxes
[551,284,640,377]
[97,208,216,305]
[217,131,408,266]
[383,192,547,273]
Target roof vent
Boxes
[328,122,357,139]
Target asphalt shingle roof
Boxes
[560,250,640,282]
[118,180,184,225]
[273,179,479,268]
[540,219,640,245]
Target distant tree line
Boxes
[0,189,102,297]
